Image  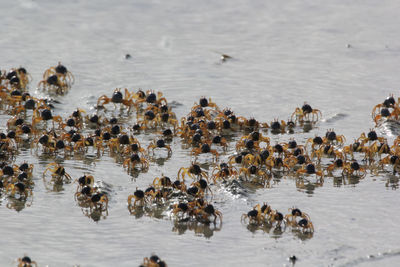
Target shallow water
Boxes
[1,0,400,266]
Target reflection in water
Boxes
[385,174,399,190]
[242,204,314,240]
[81,207,108,222]
[245,221,314,240]
[128,204,166,220]
[295,177,323,195]
[333,176,344,187]
[127,196,222,238]
[332,175,362,187]
[128,169,141,180]
[347,175,362,185]
[172,220,222,238]
[150,155,171,166]
[246,222,285,239]
[44,182,65,192]
[291,229,314,241]
[6,196,31,212]
[302,121,315,133]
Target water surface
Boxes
[1,0,400,266]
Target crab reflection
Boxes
[291,228,314,240]
[246,222,285,239]
[150,155,171,166]
[385,174,399,190]
[295,177,323,195]
[128,204,166,220]
[81,206,108,222]
[172,220,222,238]
[332,175,362,187]
[6,196,32,212]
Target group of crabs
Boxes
[0,161,34,211]
[2,63,400,241]
[16,254,168,267]
[242,203,314,237]
[0,63,76,211]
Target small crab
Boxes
[75,174,95,192]
[284,208,311,226]
[128,188,146,209]
[380,155,400,174]
[156,111,178,131]
[75,185,109,212]
[37,74,69,94]
[266,210,286,228]
[189,107,212,120]
[97,88,134,112]
[89,192,109,211]
[211,162,238,182]
[153,176,173,188]
[326,158,345,176]
[191,178,213,198]
[17,256,37,267]
[61,114,85,131]
[138,110,159,129]
[6,182,32,199]
[5,67,31,90]
[17,162,34,178]
[178,163,208,181]
[136,90,168,107]
[269,119,287,134]
[108,133,135,153]
[235,138,260,152]
[357,129,385,146]
[245,131,270,144]
[323,129,346,146]
[210,135,228,151]
[43,62,74,86]
[305,135,324,152]
[342,160,366,178]
[372,107,397,125]
[311,144,344,162]
[43,162,72,183]
[297,217,314,233]
[296,163,324,179]
[191,142,219,161]
[195,203,223,224]
[362,141,390,163]
[239,165,271,186]
[12,95,45,116]
[172,202,192,220]
[32,108,63,129]
[237,116,267,131]
[291,103,322,123]
[371,95,396,120]
[192,97,219,111]
[241,203,271,225]
[284,154,311,170]
[343,140,365,159]
[141,255,167,267]
[123,139,147,156]
[123,153,149,172]
[147,139,172,157]
[265,156,290,172]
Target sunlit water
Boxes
[1,0,400,266]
